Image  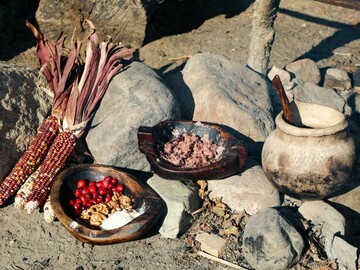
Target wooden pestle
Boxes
[272,75,295,124]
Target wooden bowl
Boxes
[138,120,247,181]
[50,164,164,245]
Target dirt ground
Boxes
[1,0,360,269]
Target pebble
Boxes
[195,232,226,257]
[267,65,291,85]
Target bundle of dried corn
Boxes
[23,21,134,213]
[0,22,82,206]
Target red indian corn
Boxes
[25,131,77,213]
[0,116,59,206]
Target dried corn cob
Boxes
[25,131,76,213]
[0,116,59,206]
[43,196,56,223]
[13,169,39,210]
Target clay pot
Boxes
[262,101,356,199]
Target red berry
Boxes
[110,178,118,185]
[105,195,112,203]
[74,188,82,198]
[88,185,97,194]
[113,184,124,193]
[103,179,110,189]
[73,203,81,210]
[98,188,107,196]
[103,175,112,181]
[74,208,82,216]
[80,195,87,203]
[82,187,90,195]
[96,196,103,204]
[77,179,87,189]
[75,198,82,205]
[68,199,75,206]
[88,181,96,187]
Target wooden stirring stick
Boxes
[272,75,295,124]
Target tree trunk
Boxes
[247,0,281,75]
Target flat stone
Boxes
[195,232,226,257]
[285,58,321,85]
[147,174,201,238]
[207,160,280,215]
[0,62,51,181]
[293,80,348,114]
[267,65,291,85]
[298,200,346,257]
[242,208,304,270]
[330,236,358,270]
[86,61,180,171]
[324,68,352,91]
[182,53,274,142]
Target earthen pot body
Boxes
[262,101,356,199]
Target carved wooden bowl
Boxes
[138,120,248,181]
[50,164,164,245]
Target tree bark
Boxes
[247,0,281,75]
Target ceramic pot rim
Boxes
[275,112,348,137]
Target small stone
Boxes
[353,68,360,94]
[285,58,321,85]
[324,68,352,91]
[147,175,201,238]
[195,232,226,257]
[267,65,291,85]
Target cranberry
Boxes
[102,179,110,189]
[103,175,112,182]
[80,195,87,203]
[77,179,87,189]
[73,203,81,210]
[98,188,107,196]
[88,181,96,187]
[113,184,124,193]
[74,188,82,198]
[75,198,82,205]
[105,195,112,203]
[74,208,82,216]
[88,185,97,194]
[68,199,75,206]
[95,181,103,188]
[110,178,118,185]
[96,196,103,204]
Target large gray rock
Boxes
[148,174,201,238]
[182,53,274,142]
[36,0,162,48]
[86,61,180,171]
[330,236,358,270]
[242,208,304,270]
[208,160,280,215]
[0,62,51,181]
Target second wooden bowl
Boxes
[50,164,164,245]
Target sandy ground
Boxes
[1,0,360,269]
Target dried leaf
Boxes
[219,225,239,237]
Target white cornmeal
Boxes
[100,204,146,230]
